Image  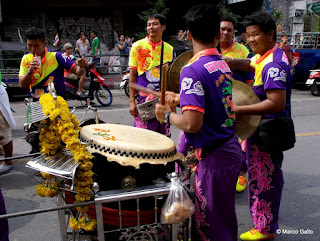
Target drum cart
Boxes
[17,88,193,241]
[23,152,191,241]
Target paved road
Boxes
[1,89,320,240]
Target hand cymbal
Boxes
[232,79,261,142]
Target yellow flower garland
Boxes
[37,93,96,231]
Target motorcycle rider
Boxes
[19,27,88,98]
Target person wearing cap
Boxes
[19,27,88,98]
[63,43,78,82]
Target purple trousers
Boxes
[194,135,242,241]
[0,188,9,241]
[134,115,170,136]
[245,133,284,234]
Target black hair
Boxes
[25,27,45,42]
[242,12,277,41]
[147,14,167,26]
[92,31,98,37]
[185,4,221,44]
[221,15,236,29]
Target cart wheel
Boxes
[95,86,113,106]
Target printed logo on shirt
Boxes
[62,53,69,63]
[204,60,230,74]
[146,67,160,82]
[267,67,286,83]
[185,81,205,96]
[146,83,159,91]
[181,77,193,93]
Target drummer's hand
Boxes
[129,101,138,116]
[77,56,88,69]
[155,103,171,123]
[165,91,180,106]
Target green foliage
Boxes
[217,3,241,22]
[271,9,283,25]
[137,0,169,23]
[304,14,320,32]
[134,0,169,40]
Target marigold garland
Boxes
[37,93,96,231]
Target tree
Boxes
[217,3,241,22]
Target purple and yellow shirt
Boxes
[250,46,292,119]
[222,40,254,84]
[19,48,75,98]
[129,36,174,99]
[180,48,235,149]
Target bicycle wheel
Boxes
[95,85,113,106]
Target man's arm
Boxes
[70,56,87,77]
[129,68,138,116]
[155,103,203,133]
[117,43,125,50]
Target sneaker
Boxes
[0,164,13,175]
[236,174,248,192]
[240,228,275,240]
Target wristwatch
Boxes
[163,111,172,124]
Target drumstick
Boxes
[159,42,165,105]
[130,83,180,105]
[160,64,168,105]
[75,48,82,58]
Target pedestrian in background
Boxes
[117,34,131,73]
[76,32,90,57]
[175,30,187,56]
[91,31,101,66]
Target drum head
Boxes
[80,124,184,168]
[232,80,261,142]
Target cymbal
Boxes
[232,79,261,142]
[168,51,194,93]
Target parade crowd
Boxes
[0,3,295,241]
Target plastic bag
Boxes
[161,174,195,224]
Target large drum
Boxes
[76,124,183,228]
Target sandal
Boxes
[77,91,87,97]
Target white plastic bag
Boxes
[161,174,195,224]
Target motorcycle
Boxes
[305,69,320,96]
[63,62,113,106]
[120,70,130,97]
